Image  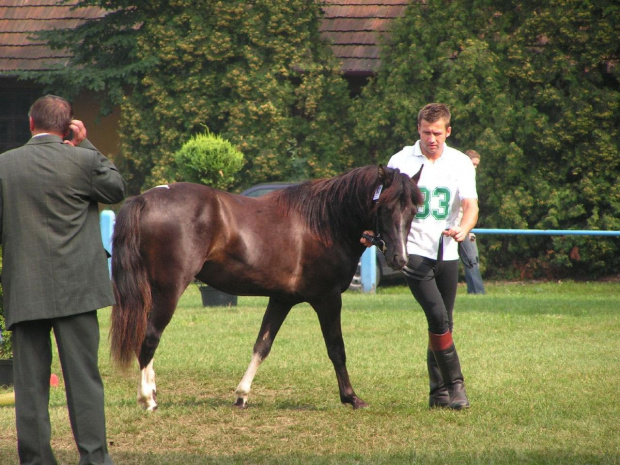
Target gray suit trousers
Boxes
[13,311,113,465]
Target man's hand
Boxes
[443,226,468,243]
[360,230,374,248]
[64,120,87,147]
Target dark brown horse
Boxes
[110,165,422,410]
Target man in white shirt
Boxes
[388,103,478,409]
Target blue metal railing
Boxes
[359,228,620,293]
[99,213,618,295]
[100,210,116,277]
[472,229,620,236]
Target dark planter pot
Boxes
[199,286,237,307]
[0,359,13,387]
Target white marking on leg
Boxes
[138,359,158,411]
[235,352,263,407]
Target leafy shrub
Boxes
[170,132,244,191]
[0,284,11,359]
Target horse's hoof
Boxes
[138,396,158,411]
[139,399,158,411]
[351,397,369,409]
[233,397,249,409]
[138,388,158,411]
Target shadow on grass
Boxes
[45,449,617,465]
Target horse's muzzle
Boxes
[386,254,407,271]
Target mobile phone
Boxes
[64,128,74,141]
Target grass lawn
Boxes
[1,280,618,464]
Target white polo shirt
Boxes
[388,141,477,260]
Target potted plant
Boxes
[168,131,245,307]
[194,280,238,307]
[0,270,13,386]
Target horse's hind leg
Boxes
[312,295,368,409]
[138,358,157,411]
[234,298,292,408]
[137,287,182,411]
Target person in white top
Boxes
[365,103,478,409]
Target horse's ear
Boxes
[378,164,395,187]
[411,165,423,184]
[378,164,387,182]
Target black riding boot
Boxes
[427,348,449,408]
[429,332,470,410]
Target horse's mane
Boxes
[274,165,412,245]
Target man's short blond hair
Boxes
[417,103,451,128]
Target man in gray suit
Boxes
[0,95,126,464]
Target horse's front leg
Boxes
[313,295,368,409]
[234,298,293,408]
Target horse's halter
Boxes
[362,184,387,254]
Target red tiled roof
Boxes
[321,0,410,75]
[0,0,410,76]
[0,1,107,72]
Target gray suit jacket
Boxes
[0,134,126,329]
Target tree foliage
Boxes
[22,1,148,116]
[119,0,355,192]
[28,0,355,194]
[24,0,620,278]
[352,0,619,279]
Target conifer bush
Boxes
[170,132,244,191]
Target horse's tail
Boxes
[110,195,152,369]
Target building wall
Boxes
[73,92,121,158]
[0,78,120,158]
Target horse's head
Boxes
[373,165,423,270]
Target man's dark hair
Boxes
[417,103,451,128]
[28,95,73,136]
